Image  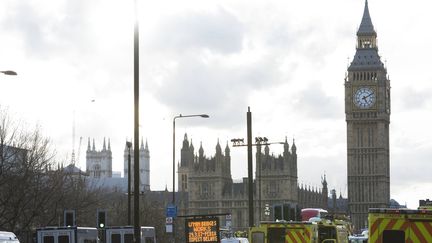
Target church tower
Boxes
[123,138,150,191]
[345,0,390,229]
[86,137,112,178]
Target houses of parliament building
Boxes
[177,134,329,230]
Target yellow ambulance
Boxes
[368,208,432,243]
[249,220,348,243]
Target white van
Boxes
[36,227,98,243]
[221,238,249,243]
[105,226,156,243]
[0,231,20,243]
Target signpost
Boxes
[185,217,220,243]
[225,214,232,228]
[166,205,177,233]
[166,205,177,218]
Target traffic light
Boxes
[64,210,75,227]
[97,210,107,228]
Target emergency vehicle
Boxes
[104,226,156,243]
[368,208,432,243]
[248,220,349,243]
[301,208,329,222]
[0,231,20,243]
[36,227,98,243]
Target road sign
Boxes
[166,205,177,218]
[185,217,220,243]
[166,217,173,224]
[166,224,173,233]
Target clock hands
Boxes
[362,92,374,100]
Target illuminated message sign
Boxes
[185,217,220,243]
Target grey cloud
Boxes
[399,87,431,110]
[153,56,285,128]
[293,84,343,119]
[264,21,346,66]
[147,8,245,54]
[3,1,95,58]
[3,3,49,56]
[391,147,432,185]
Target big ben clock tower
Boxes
[345,0,390,229]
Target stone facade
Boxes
[85,138,150,192]
[345,0,391,229]
[178,133,328,230]
[86,138,112,178]
[123,139,150,191]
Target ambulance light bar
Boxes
[369,208,432,214]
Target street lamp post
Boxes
[126,141,132,225]
[0,70,17,75]
[133,0,140,242]
[172,113,209,242]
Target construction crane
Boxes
[70,112,83,165]
[76,136,83,165]
[71,111,76,165]
[71,100,94,165]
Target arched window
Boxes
[94,164,101,178]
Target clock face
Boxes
[354,87,376,109]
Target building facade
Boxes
[345,0,391,229]
[123,139,150,191]
[178,134,327,230]
[86,138,112,178]
[85,138,150,192]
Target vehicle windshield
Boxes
[349,240,367,243]
[318,226,337,242]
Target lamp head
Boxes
[1,70,17,75]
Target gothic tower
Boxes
[255,137,298,223]
[123,138,151,191]
[178,133,194,192]
[345,0,390,229]
[86,137,112,178]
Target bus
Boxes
[301,208,329,222]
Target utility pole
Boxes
[231,107,284,227]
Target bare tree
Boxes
[0,108,63,234]
[1,108,169,242]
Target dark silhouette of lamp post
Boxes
[133,0,140,242]
[172,113,209,242]
[0,70,17,75]
[231,108,284,226]
[126,141,132,225]
[231,107,254,227]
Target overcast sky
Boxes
[1,0,431,209]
